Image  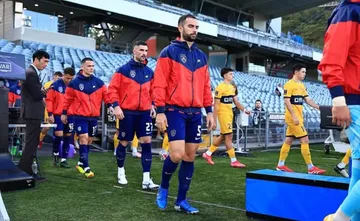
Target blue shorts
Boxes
[165,109,202,143]
[118,111,153,141]
[347,106,360,159]
[74,118,98,137]
[54,115,74,134]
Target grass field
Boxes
[2,145,346,221]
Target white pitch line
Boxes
[134,189,246,212]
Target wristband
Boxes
[332,96,347,107]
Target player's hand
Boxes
[156,113,168,133]
[212,120,217,130]
[61,114,67,124]
[292,115,299,125]
[114,106,125,120]
[150,105,156,118]
[41,87,50,96]
[244,110,251,115]
[332,106,351,128]
[206,112,215,130]
[48,115,54,124]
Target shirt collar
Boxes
[31,64,40,76]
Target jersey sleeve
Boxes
[283,83,293,98]
[214,85,223,99]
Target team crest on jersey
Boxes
[5,82,9,87]
[180,54,187,63]
[58,86,63,93]
[77,126,81,132]
[121,132,126,137]
[284,90,287,95]
[130,70,136,78]
[79,84,84,91]
[215,91,219,96]
[170,129,176,137]
[16,89,20,95]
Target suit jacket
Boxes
[21,65,45,120]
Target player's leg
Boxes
[224,133,246,168]
[334,148,351,178]
[159,131,169,161]
[276,124,295,172]
[113,119,120,156]
[137,112,159,189]
[203,116,226,164]
[74,119,92,177]
[60,116,74,168]
[156,110,186,210]
[131,134,141,158]
[53,115,65,166]
[294,125,325,174]
[324,106,360,221]
[116,113,134,185]
[173,112,202,214]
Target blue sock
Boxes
[62,136,71,159]
[340,159,360,217]
[53,136,62,154]
[116,143,127,168]
[161,156,179,189]
[177,161,194,203]
[79,144,89,168]
[141,143,152,173]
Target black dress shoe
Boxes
[32,174,47,182]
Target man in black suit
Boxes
[19,50,50,181]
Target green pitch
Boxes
[3,145,346,221]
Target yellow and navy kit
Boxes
[214,82,236,135]
[283,79,308,138]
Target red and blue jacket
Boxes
[108,59,154,111]
[8,83,21,106]
[46,79,74,116]
[62,71,111,120]
[319,0,360,104]
[152,39,213,113]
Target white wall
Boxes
[12,27,96,50]
[253,13,267,32]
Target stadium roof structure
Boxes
[163,0,334,18]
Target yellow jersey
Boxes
[43,80,53,120]
[214,82,236,114]
[283,79,308,123]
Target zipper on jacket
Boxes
[138,84,142,110]
[191,71,194,107]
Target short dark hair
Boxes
[255,99,262,103]
[81,57,93,64]
[53,71,63,77]
[64,67,75,76]
[178,14,197,26]
[133,40,147,48]
[220,68,233,78]
[292,64,306,74]
[32,50,49,62]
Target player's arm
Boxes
[284,98,297,117]
[62,84,75,116]
[213,99,220,124]
[203,65,213,114]
[283,84,299,122]
[108,70,122,107]
[152,49,171,113]
[304,97,319,110]
[318,12,355,106]
[45,88,56,117]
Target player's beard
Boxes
[182,31,197,42]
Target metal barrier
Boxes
[99,106,330,151]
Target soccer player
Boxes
[62,57,111,178]
[38,71,63,149]
[109,41,159,189]
[320,1,360,220]
[153,14,214,214]
[46,67,75,167]
[202,68,250,167]
[8,81,21,107]
[334,148,351,178]
[276,64,326,174]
